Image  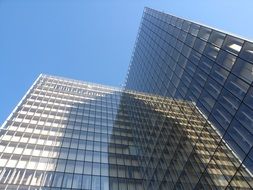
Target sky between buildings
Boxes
[1,0,253,125]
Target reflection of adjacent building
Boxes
[126,7,253,189]
[0,74,252,189]
[124,92,253,189]
[0,74,144,189]
[1,8,253,189]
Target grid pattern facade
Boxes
[0,74,253,190]
[126,7,253,178]
[124,93,253,189]
[0,75,144,190]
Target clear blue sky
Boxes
[1,0,253,125]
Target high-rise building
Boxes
[0,72,252,190]
[0,74,144,190]
[1,7,253,190]
[126,6,253,185]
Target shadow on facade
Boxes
[0,87,252,189]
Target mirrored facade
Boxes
[126,7,253,185]
[1,74,253,189]
[1,7,253,190]
[0,75,144,189]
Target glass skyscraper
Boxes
[1,74,253,189]
[126,6,253,187]
[1,7,253,190]
[0,74,144,189]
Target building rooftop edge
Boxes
[144,7,253,43]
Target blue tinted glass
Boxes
[225,74,249,101]
[223,35,244,56]
[223,133,246,161]
[198,27,211,41]
[216,50,236,71]
[205,77,222,99]
[218,88,241,115]
[232,58,253,84]
[199,56,215,74]
[203,44,219,60]
[240,41,253,63]
[211,104,232,131]
[209,30,225,47]
[228,119,252,154]
[244,87,253,110]
[210,64,229,85]
[235,104,253,135]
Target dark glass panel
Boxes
[232,58,253,84]
[224,74,249,101]
[228,118,252,154]
[235,104,253,135]
[223,133,246,161]
[176,18,183,29]
[216,49,236,71]
[209,30,225,47]
[170,16,177,26]
[185,33,196,47]
[240,41,253,63]
[198,27,211,41]
[210,64,229,85]
[198,56,215,74]
[194,38,206,53]
[189,23,200,36]
[222,35,244,55]
[188,49,201,65]
[198,91,215,113]
[178,30,187,42]
[203,44,219,60]
[182,20,191,32]
[244,86,253,110]
[218,88,241,116]
[205,77,222,98]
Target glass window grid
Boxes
[126,7,253,189]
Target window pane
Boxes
[225,74,249,101]
[216,50,236,70]
[83,162,92,175]
[68,149,77,160]
[85,150,93,162]
[76,149,85,161]
[223,35,243,55]
[204,44,219,60]
[74,161,84,174]
[185,34,196,47]
[72,174,82,189]
[82,175,92,189]
[93,163,101,175]
[228,119,252,154]
[218,88,241,116]
[30,171,43,186]
[240,41,253,63]
[101,177,109,190]
[182,20,190,32]
[210,64,229,85]
[209,30,225,47]
[189,23,199,36]
[198,27,211,41]
[52,172,63,187]
[101,164,109,176]
[92,176,101,190]
[232,58,253,84]
[244,87,253,110]
[235,104,253,135]
[56,159,66,172]
[62,173,73,188]
[65,160,75,173]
